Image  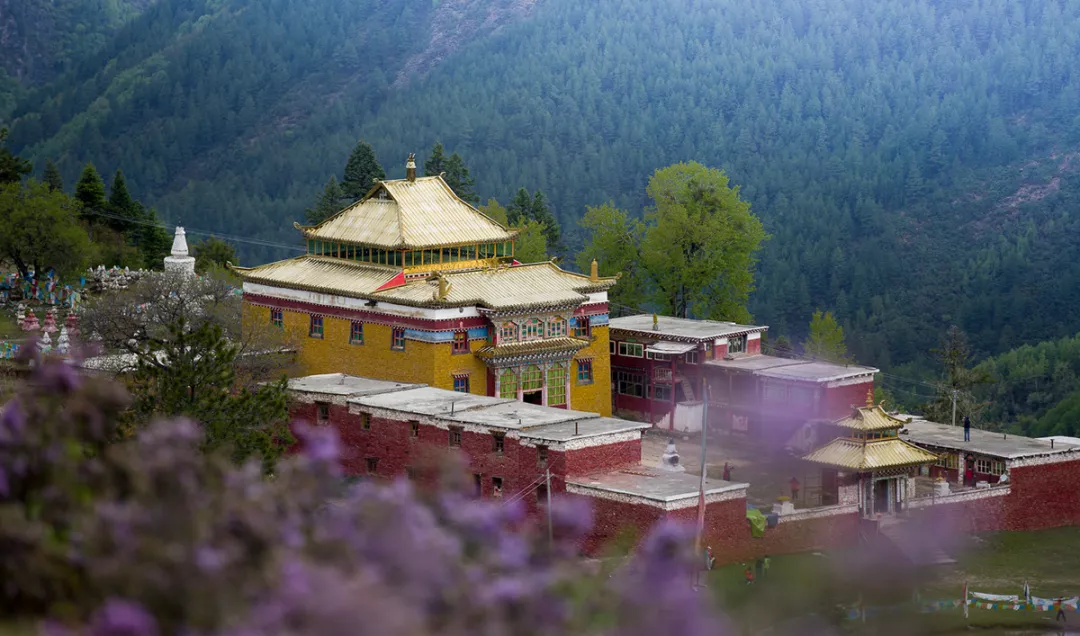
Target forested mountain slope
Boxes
[7,0,1080,371]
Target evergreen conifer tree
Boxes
[0,128,31,185]
[444,152,478,204]
[423,142,446,176]
[135,206,173,270]
[43,160,64,193]
[304,176,345,225]
[340,140,385,201]
[509,188,561,250]
[74,163,107,221]
[107,170,139,233]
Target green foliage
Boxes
[976,331,1080,434]
[575,202,646,312]
[922,326,993,426]
[0,128,31,185]
[304,175,344,225]
[192,236,237,273]
[134,207,172,269]
[509,188,560,250]
[423,142,446,176]
[73,162,106,219]
[513,221,548,263]
[442,150,478,204]
[478,198,508,225]
[8,0,1080,372]
[106,169,140,234]
[341,139,386,202]
[42,159,63,192]
[1032,389,1080,437]
[640,162,765,322]
[803,311,850,363]
[0,179,92,278]
[131,319,293,473]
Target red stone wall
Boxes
[823,381,872,420]
[1006,459,1080,530]
[746,338,761,355]
[564,439,642,476]
[575,494,665,555]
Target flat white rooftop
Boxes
[753,360,878,383]
[287,373,421,397]
[569,467,746,502]
[519,417,650,442]
[349,386,509,416]
[901,418,1080,460]
[610,314,766,341]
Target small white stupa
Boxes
[658,438,686,472]
[163,226,196,278]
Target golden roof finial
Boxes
[406,153,417,183]
[652,313,659,331]
[590,259,599,282]
[866,387,875,408]
[430,271,452,301]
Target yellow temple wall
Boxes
[572,325,612,416]
[243,303,489,394]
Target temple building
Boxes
[801,393,938,515]
[233,156,616,414]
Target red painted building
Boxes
[286,373,1080,565]
[609,314,877,449]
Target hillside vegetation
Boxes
[6,0,1080,371]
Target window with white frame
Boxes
[646,351,669,361]
[547,317,567,338]
[684,350,698,364]
[618,342,644,358]
[728,335,747,354]
[974,457,1005,475]
[500,322,518,343]
[610,340,616,354]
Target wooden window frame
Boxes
[576,359,593,385]
[270,309,283,328]
[449,426,463,448]
[391,327,406,351]
[452,331,469,354]
[350,321,364,345]
[492,432,505,455]
[453,375,470,393]
[309,314,324,339]
[618,342,644,358]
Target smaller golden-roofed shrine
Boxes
[801,389,937,517]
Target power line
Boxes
[82,208,305,253]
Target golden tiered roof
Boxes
[299,175,516,249]
[234,257,617,311]
[833,404,912,432]
[802,437,938,471]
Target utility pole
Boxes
[695,377,709,555]
[951,389,958,427]
[545,466,553,548]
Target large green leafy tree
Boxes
[0,128,31,185]
[0,180,92,279]
[575,203,647,312]
[803,310,851,363]
[340,139,385,201]
[578,163,766,322]
[130,319,292,472]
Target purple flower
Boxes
[0,398,26,439]
[293,421,340,465]
[87,599,159,636]
[549,495,593,540]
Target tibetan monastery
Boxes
[234,156,617,415]
[801,391,938,516]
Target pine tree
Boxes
[43,160,64,193]
[107,170,139,233]
[136,206,173,270]
[340,140,385,201]
[0,128,31,185]
[507,188,561,248]
[423,142,446,176]
[74,163,107,221]
[443,152,478,204]
[803,310,850,363]
[304,176,345,225]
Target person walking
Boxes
[963,415,971,442]
[744,565,755,585]
[789,476,800,501]
[1054,597,1067,623]
[722,462,732,481]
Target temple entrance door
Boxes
[523,391,542,405]
[874,479,889,515]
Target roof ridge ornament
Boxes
[406,153,416,182]
[866,386,875,408]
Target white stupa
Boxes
[163,226,196,278]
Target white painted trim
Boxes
[585,292,608,304]
[565,481,747,511]
[1009,452,1080,468]
[561,430,643,450]
[825,374,877,388]
[905,485,1011,509]
[777,503,859,523]
[244,282,482,319]
[747,332,761,341]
